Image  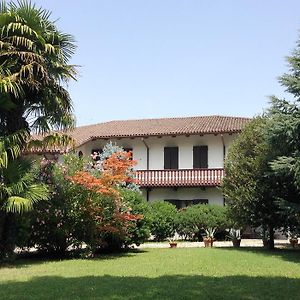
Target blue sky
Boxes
[34,0,300,126]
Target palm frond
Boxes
[0,130,29,168]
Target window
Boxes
[182,199,208,207]
[164,147,178,169]
[165,199,208,209]
[192,199,208,205]
[165,199,182,209]
[123,148,133,159]
[91,148,102,161]
[193,146,208,168]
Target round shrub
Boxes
[149,201,177,241]
[176,204,229,241]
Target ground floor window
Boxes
[165,199,182,209]
[165,199,208,209]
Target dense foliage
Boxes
[149,201,177,241]
[176,204,229,241]
[0,1,76,260]
[223,35,300,247]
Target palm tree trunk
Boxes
[0,213,17,260]
[1,104,27,260]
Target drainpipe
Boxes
[221,135,226,207]
[141,138,150,201]
[220,134,225,163]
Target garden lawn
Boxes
[0,248,300,300]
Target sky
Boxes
[33,0,300,126]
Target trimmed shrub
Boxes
[176,204,229,241]
[149,201,177,241]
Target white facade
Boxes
[77,133,236,170]
[75,132,238,207]
[141,187,223,204]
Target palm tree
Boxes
[0,131,49,259]
[0,1,77,258]
[0,0,77,135]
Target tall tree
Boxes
[0,0,77,136]
[223,35,300,247]
[265,38,300,232]
[222,117,286,249]
[0,1,77,259]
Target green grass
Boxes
[1,248,300,299]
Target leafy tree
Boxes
[265,39,300,233]
[222,117,286,249]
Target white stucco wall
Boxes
[142,187,224,206]
[76,133,239,170]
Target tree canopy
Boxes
[223,34,300,248]
[0,0,77,135]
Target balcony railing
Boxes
[135,168,224,187]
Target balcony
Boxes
[135,168,224,188]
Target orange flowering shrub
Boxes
[69,150,144,251]
[70,151,136,198]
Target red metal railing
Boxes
[135,168,224,187]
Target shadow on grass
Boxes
[216,247,300,264]
[0,274,299,300]
[0,248,148,269]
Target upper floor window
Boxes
[123,148,133,160]
[193,146,208,168]
[164,147,178,169]
[91,148,102,161]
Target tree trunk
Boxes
[0,213,17,260]
[1,103,27,261]
[268,225,275,250]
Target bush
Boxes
[176,204,229,241]
[149,201,177,241]
[120,189,151,246]
[27,155,90,255]
[175,207,199,240]
[27,150,147,256]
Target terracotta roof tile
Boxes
[69,115,250,147]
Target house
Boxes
[64,115,250,208]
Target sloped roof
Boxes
[70,115,250,147]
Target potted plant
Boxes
[227,228,241,248]
[260,229,270,248]
[168,237,178,248]
[288,233,299,248]
[203,227,216,247]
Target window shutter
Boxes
[171,147,178,169]
[164,147,171,169]
[193,146,200,168]
[193,146,208,168]
[164,147,178,169]
[199,146,208,168]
